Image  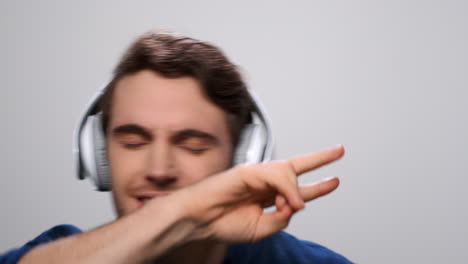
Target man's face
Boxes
[106,70,233,217]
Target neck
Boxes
[151,240,227,264]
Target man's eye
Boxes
[179,138,210,154]
[182,146,208,154]
[122,143,146,149]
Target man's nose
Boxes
[145,142,177,187]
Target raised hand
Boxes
[180,145,345,243]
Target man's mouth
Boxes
[137,197,153,205]
[136,192,171,207]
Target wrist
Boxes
[132,191,203,260]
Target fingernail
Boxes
[330,144,345,156]
[321,177,340,188]
[334,144,343,149]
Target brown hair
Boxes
[100,30,253,147]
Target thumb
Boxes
[253,195,296,241]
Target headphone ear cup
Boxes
[92,114,111,191]
[79,114,110,191]
[233,124,266,165]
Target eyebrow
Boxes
[111,124,152,141]
[172,129,219,145]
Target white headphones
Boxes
[73,83,274,191]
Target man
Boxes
[1,30,352,263]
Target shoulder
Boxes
[225,231,353,264]
[0,224,81,264]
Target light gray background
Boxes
[1,0,467,263]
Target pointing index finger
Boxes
[287,145,345,176]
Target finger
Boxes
[246,166,305,210]
[275,194,287,211]
[288,145,345,176]
[255,199,295,240]
[266,173,305,210]
[268,161,300,201]
[299,177,340,202]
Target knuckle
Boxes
[268,160,294,173]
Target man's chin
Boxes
[112,202,137,218]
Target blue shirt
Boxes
[1,225,352,263]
